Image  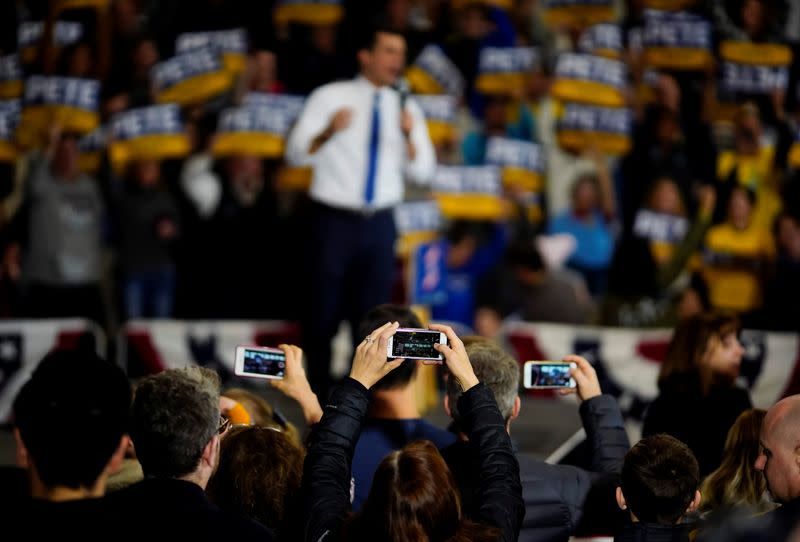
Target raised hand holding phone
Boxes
[429,323,479,392]
[270,344,323,426]
[558,355,602,402]
[350,322,405,389]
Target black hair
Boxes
[13,349,131,490]
[621,434,700,524]
[505,240,544,272]
[445,220,485,245]
[357,304,423,391]
[357,24,405,52]
[606,234,659,299]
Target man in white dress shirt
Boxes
[286,25,436,394]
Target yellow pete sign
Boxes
[0,102,19,163]
[152,50,232,106]
[475,47,539,96]
[431,165,508,221]
[0,55,23,99]
[543,0,615,28]
[176,29,248,74]
[551,53,626,107]
[212,105,295,158]
[642,10,712,70]
[406,45,465,98]
[578,23,623,60]
[17,20,84,65]
[108,104,191,170]
[394,200,443,259]
[17,76,100,149]
[274,0,344,26]
[555,102,632,156]
[451,0,513,10]
[414,95,457,146]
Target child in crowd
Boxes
[615,434,701,542]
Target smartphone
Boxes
[386,328,447,361]
[523,361,577,389]
[234,346,286,380]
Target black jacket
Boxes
[615,522,692,542]
[699,498,800,542]
[301,377,524,542]
[107,477,275,541]
[442,394,630,542]
[642,377,752,476]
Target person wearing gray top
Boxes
[16,130,105,324]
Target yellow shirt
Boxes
[703,223,775,312]
[716,147,783,229]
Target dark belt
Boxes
[311,200,393,220]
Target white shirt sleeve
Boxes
[285,86,334,167]
[403,98,436,185]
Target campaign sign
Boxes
[551,53,627,107]
[108,104,190,168]
[406,45,465,98]
[475,47,539,96]
[413,94,457,145]
[152,49,232,105]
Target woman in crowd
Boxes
[702,185,775,320]
[600,184,715,327]
[642,311,751,476]
[222,387,302,447]
[301,322,523,542]
[207,425,305,539]
[699,408,774,515]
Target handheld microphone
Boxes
[394,78,410,110]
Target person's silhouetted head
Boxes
[13,349,130,498]
[617,434,701,524]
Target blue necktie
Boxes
[364,92,381,205]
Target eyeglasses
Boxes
[218,415,230,435]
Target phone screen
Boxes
[390,330,442,360]
[526,363,575,388]
[242,348,286,378]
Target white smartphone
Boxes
[234,346,286,380]
[386,328,447,362]
[523,361,577,389]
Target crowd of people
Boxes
[2,304,799,542]
[0,0,798,343]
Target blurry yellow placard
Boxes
[274,0,344,26]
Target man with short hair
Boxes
[350,304,456,510]
[615,435,701,542]
[109,367,273,540]
[286,24,436,395]
[441,340,630,541]
[9,349,130,536]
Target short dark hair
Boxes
[506,241,544,272]
[358,24,405,52]
[130,367,220,478]
[13,349,131,490]
[621,435,700,524]
[446,220,485,245]
[357,304,423,391]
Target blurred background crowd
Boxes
[0,0,799,336]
